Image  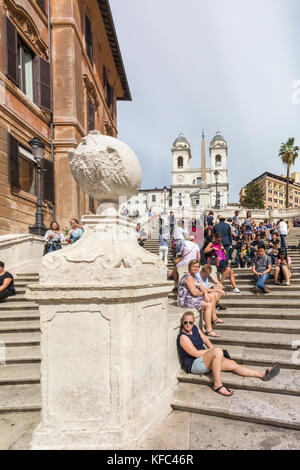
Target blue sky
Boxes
[110,0,300,202]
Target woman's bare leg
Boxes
[202,348,232,395]
[222,358,264,378]
[274,266,280,283]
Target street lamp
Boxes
[29,136,47,236]
[214,170,220,209]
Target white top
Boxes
[177,241,200,267]
[278,221,288,236]
[173,226,189,240]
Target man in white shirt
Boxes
[278,219,288,250]
[175,235,200,282]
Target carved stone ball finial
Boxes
[68,131,142,212]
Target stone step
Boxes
[223,285,300,293]
[0,364,40,385]
[0,333,40,347]
[1,295,32,303]
[169,295,300,308]
[224,292,300,300]
[171,383,300,430]
[0,311,39,321]
[0,322,40,334]
[0,302,38,311]
[0,384,41,412]
[208,330,298,350]
[5,346,41,364]
[177,367,300,396]
[212,318,300,335]
[217,308,300,320]
[218,299,300,309]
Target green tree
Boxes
[279,138,299,208]
[241,182,265,209]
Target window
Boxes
[274,191,278,195]
[279,200,284,204]
[268,198,272,202]
[127,201,131,205]
[103,67,114,117]
[296,198,299,203]
[85,15,93,63]
[17,39,34,101]
[152,195,156,202]
[196,200,200,205]
[177,156,183,168]
[274,199,278,203]
[279,193,283,197]
[215,155,222,166]
[268,190,272,193]
[19,146,36,195]
[179,200,182,206]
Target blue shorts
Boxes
[191,356,210,375]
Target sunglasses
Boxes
[183,321,194,325]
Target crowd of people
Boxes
[173,210,290,395]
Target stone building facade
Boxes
[0,0,131,235]
[240,171,300,210]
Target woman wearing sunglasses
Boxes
[177,311,281,397]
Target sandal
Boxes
[263,363,280,382]
[206,330,221,338]
[213,385,233,396]
[212,319,226,325]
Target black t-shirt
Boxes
[0,272,15,295]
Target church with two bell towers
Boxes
[124,131,230,216]
[171,130,229,210]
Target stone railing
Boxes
[0,234,45,274]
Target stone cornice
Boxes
[52,117,86,138]
[3,0,49,59]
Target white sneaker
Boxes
[233,288,240,293]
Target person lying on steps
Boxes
[177,311,281,397]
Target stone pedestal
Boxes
[26,214,172,449]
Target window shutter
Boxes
[87,98,95,131]
[7,133,20,187]
[85,15,93,63]
[43,158,54,203]
[4,16,18,85]
[35,56,52,112]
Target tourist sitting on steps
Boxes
[195,264,227,319]
[177,311,281,397]
[251,245,272,294]
[274,249,292,286]
[0,261,16,302]
[178,260,222,338]
[204,233,240,293]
